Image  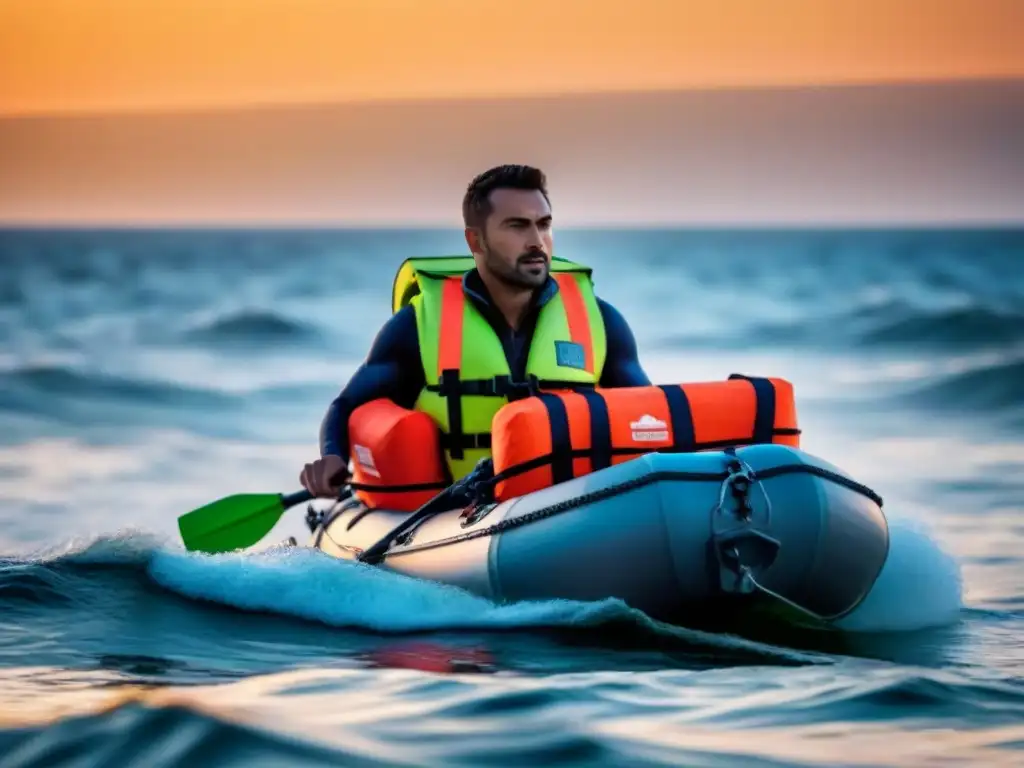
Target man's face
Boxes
[470,188,553,290]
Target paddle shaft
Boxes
[282,489,315,508]
[281,483,353,510]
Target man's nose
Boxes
[525,226,544,249]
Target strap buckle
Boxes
[502,374,541,401]
[486,375,514,397]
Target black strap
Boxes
[440,368,465,460]
[658,385,696,452]
[577,388,612,471]
[349,480,449,493]
[426,375,595,400]
[439,432,491,451]
[728,374,777,445]
[539,393,574,484]
[430,374,523,398]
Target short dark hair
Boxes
[462,164,550,228]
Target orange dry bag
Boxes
[490,374,799,501]
[347,398,449,511]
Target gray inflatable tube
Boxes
[307,443,889,627]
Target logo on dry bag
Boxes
[630,414,669,442]
[353,444,380,477]
[554,341,586,370]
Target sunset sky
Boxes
[3,0,1023,115]
[1,0,1021,225]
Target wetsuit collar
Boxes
[461,268,559,321]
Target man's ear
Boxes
[465,226,483,256]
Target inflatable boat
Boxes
[304,442,889,628]
[178,255,890,629]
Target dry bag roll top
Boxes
[489,375,799,501]
[347,398,449,510]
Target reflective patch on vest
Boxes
[353,444,381,477]
[554,340,586,370]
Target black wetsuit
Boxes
[320,269,651,458]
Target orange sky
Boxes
[2,0,1023,116]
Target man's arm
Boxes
[319,305,424,458]
[596,298,652,387]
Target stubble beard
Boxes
[483,243,549,291]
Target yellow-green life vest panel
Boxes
[403,259,607,481]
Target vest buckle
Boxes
[503,374,541,401]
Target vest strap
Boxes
[658,385,697,452]
[577,387,612,471]
[438,277,464,374]
[554,274,595,374]
[538,393,574,485]
[727,374,777,445]
[439,369,466,460]
[436,277,467,458]
[439,432,492,451]
[425,374,597,399]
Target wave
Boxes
[0,364,234,410]
[149,547,824,664]
[856,306,1024,350]
[0,365,243,436]
[674,665,1024,730]
[181,310,323,347]
[0,363,334,440]
[0,534,824,669]
[0,362,338,413]
[3,661,1022,768]
[897,360,1024,415]
[653,303,1024,355]
[0,520,965,670]
[0,700,354,768]
[0,529,996,767]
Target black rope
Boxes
[378,461,883,559]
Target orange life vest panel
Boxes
[489,374,800,501]
[347,398,449,511]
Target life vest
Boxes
[346,398,449,511]
[489,375,801,501]
[393,255,609,482]
[344,256,801,510]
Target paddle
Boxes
[178,489,317,554]
[178,459,490,558]
[179,461,361,554]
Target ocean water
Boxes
[0,227,1022,767]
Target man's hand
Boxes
[300,455,349,497]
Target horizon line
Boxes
[3,220,1022,233]
[3,74,1022,121]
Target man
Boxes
[300,164,651,497]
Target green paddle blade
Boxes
[178,490,311,554]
